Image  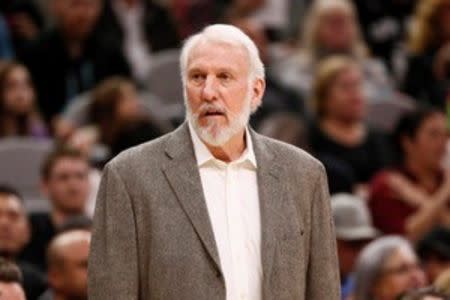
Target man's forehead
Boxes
[0,194,24,212]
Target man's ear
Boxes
[251,78,265,112]
[40,179,49,199]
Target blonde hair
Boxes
[408,0,450,55]
[312,55,359,118]
[301,0,368,62]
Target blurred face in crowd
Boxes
[372,246,427,300]
[116,84,140,123]
[42,157,90,215]
[232,19,269,64]
[0,282,26,300]
[402,113,447,173]
[337,239,371,279]
[323,65,365,123]
[0,194,29,258]
[185,40,264,146]
[52,0,102,41]
[317,6,357,52]
[1,65,35,116]
[48,230,90,300]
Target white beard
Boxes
[185,92,252,147]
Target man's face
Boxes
[0,194,29,257]
[53,0,102,41]
[51,235,90,299]
[43,158,90,215]
[185,40,264,146]
[0,282,26,300]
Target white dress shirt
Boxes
[188,123,262,300]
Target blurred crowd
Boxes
[1,0,450,299]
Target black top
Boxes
[19,213,56,272]
[402,48,449,109]
[17,261,48,300]
[22,28,131,123]
[309,122,391,191]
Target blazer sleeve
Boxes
[88,162,139,299]
[306,165,341,299]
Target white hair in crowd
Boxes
[179,24,265,85]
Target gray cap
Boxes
[331,193,379,241]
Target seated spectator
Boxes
[23,0,130,125]
[352,236,427,300]
[0,257,26,300]
[403,0,450,109]
[38,229,90,300]
[69,77,165,161]
[417,227,450,283]
[1,0,44,60]
[309,56,391,195]
[0,185,47,299]
[272,0,394,106]
[96,0,179,83]
[369,109,450,241]
[0,61,47,138]
[331,193,379,299]
[20,146,91,271]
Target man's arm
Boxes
[88,162,139,299]
[306,165,341,299]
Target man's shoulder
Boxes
[107,131,173,170]
[255,133,324,174]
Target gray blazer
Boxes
[88,123,340,299]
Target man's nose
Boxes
[201,76,218,102]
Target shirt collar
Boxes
[188,122,257,169]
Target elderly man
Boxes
[88,24,340,299]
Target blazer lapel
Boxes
[161,124,222,274]
[251,131,288,298]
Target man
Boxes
[0,185,48,300]
[21,147,91,271]
[23,0,130,123]
[88,24,340,299]
[331,193,378,300]
[38,229,91,300]
[0,257,26,300]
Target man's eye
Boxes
[218,73,231,81]
[190,74,204,81]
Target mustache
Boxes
[196,103,227,116]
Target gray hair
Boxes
[179,24,265,85]
[353,236,414,300]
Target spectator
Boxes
[403,0,450,109]
[69,77,164,161]
[331,193,379,299]
[0,61,47,138]
[369,109,450,241]
[20,146,91,271]
[23,0,130,125]
[309,56,391,195]
[38,229,90,300]
[0,185,48,300]
[96,0,179,83]
[272,0,393,106]
[353,236,427,300]
[435,269,450,296]
[417,227,450,283]
[1,0,45,60]
[0,257,26,300]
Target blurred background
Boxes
[1,0,450,299]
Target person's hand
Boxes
[10,13,39,40]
